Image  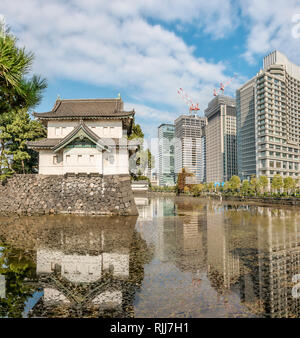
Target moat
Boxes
[1,196,300,318]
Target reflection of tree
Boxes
[207,268,227,296]
[0,244,37,318]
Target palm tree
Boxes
[0,25,47,177]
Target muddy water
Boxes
[0,196,300,318]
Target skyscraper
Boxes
[236,77,256,179]
[199,125,207,183]
[158,124,175,186]
[237,50,300,181]
[204,95,237,183]
[174,114,207,183]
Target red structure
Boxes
[177,87,200,113]
[213,74,237,96]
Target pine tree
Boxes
[6,110,46,174]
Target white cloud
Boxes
[0,0,240,115]
[240,0,300,64]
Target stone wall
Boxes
[0,174,138,216]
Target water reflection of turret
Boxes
[0,215,154,318]
[26,216,154,318]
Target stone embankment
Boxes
[0,174,138,216]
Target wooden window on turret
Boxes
[53,156,58,165]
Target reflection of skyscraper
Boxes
[174,206,207,273]
[151,198,207,272]
[216,207,300,317]
[155,198,179,262]
[255,209,300,318]
[206,205,240,292]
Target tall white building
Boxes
[174,114,207,183]
[237,51,300,181]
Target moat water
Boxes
[1,196,300,318]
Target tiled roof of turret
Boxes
[33,98,135,119]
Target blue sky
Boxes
[0,0,300,145]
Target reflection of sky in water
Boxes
[1,197,300,317]
[22,291,44,318]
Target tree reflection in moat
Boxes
[0,216,153,318]
[0,244,37,318]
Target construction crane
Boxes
[213,74,237,96]
[177,88,200,114]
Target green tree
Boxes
[0,26,43,116]
[128,119,156,180]
[128,120,144,140]
[241,180,250,196]
[223,181,231,193]
[283,176,295,194]
[250,176,261,196]
[271,174,283,193]
[0,111,15,178]
[207,182,215,193]
[6,110,46,173]
[259,175,269,194]
[191,183,204,196]
[229,175,241,193]
[0,27,47,179]
[0,244,36,318]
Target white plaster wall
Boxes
[38,147,129,175]
[102,253,129,277]
[61,254,102,283]
[39,150,64,175]
[43,288,71,304]
[37,249,102,283]
[63,147,103,174]
[37,249,63,274]
[103,148,129,175]
[47,120,123,139]
[92,291,122,306]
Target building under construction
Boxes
[174,114,207,183]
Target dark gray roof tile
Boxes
[34,98,135,119]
